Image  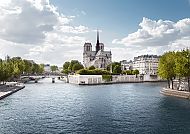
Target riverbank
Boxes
[0,84,25,100]
[160,88,190,99]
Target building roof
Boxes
[134,54,160,59]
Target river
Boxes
[1,78,190,134]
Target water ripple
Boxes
[1,79,190,133]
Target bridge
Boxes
[20,75,68,83]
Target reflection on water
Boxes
[0,78,190,133]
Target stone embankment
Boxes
[0,84,25,100]
[160,88,190,99]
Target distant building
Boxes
[133,55,160,75]
[83,30,112,69]
[44,64,51,72]
[120,60,133,71]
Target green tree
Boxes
[88,65,95,70]
[106,64,111,71]
[39,64,44,74]
[126,70,133,75]
[158,52,176,89]
[112,62,121,72]
[62,69,69,74]
[183,49,190,91]
[10,57,25,75]
[77,69,110,75]
[63,62,70,70]
[23,60,32,75]
[175,51,186,90]
[72,63,84,72]
[0,56,45,83]
[113,65,122,74]
[68,60,80,71]
[13,63,21,78]
[175,49,190,91]
[76,69,89,75]
[0,60,13,83]
[51,65,58,72]
[107,62,121,73]
[32,63,40,74]
[133,69,139,77]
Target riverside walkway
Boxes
[0,83,25,100]
[161,88,190,99]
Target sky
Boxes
[0,0,190,66]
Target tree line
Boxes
[158,49,190,91]
[62,60,139,76]
[62,60,84,74]
[0,56,44,83]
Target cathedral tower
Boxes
[96,30,100,52]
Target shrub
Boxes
[77,69,89,75]
[77,69,110,75]
[125,70,133,75]
[88,66,95,70]
[102,75,112,82]
[113,65,122,74]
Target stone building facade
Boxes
[133,55,160,75]
[120,60,133,71]
[83,31,112,69]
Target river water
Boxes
[1,78,190,134]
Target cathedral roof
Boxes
[96,50,111,57]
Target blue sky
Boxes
[0,0,190,66]
[51,0,190,41]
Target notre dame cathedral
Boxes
[83,31,112,69]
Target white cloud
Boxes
[57,25,89,34]
[112,17,190,60]
[0,0,89,66]
[1,0,189,66]
[0,0,60,44]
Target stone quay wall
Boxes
[160,88,190,99]
[68,75,143,85]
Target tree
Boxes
[62,69,69,74]
[23,60,32,75]
[175,49,190,91]
[72,63,84,72]
[68,60,80,71]
[106,64,111,71]
[0,56,45,83]
[125,70,133,75]
[113,65,122,74]
[32,63,39,74]
[107,62,121,73]
[63,62,70,70]
[88,66,95,70]
[10,57,25,75]
[77,69,110,75]
[133,69,139,77]
[0,60,13,83]
[158,52,176,89]
[112,62,121,72]
[51,65,58,72]
[77,69,89,75]
[13,63,21,78]
[183,49,190,91]
[175,51,186,90]
[39,64,44,74]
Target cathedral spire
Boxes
[96,29,100,52]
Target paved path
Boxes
[0,85,25,100]
[161,88,190,99]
